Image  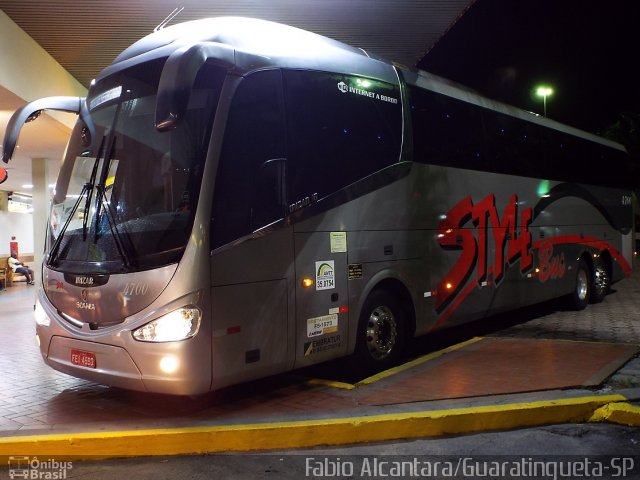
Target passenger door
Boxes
[210,70,295,389]
[280,69,403,367]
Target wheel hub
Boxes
[365,305,398,360]
[594,263,609,294]
[577,268,589,301]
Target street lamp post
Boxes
[536,86,553,117]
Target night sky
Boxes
[418,0,640,134]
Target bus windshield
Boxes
[47,59,226,273]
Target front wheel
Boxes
[351,290,407,376]
[567,259,590,310]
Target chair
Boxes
[0,258,14,287]
[0,265,10,288]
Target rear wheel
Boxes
[352,290,407,376]
[590,258,609,303]
[568,259,590,310]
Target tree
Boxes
[600,112,640,203]
[600,111,640,160]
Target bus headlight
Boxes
[132,306,201,342]
[34,299,51,327]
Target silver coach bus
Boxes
[2,17,635,395]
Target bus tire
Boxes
[590,258,609,303]
[352,289,406,376]
[568,259,591,310]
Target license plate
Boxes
[71,349,96,369]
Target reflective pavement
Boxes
[0,267,639,457]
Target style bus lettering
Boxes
[436,194,533,312]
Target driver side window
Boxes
[211,70,287,249]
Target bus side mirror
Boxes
[155,42,235,132]
[2,96,83,163]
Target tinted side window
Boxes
[596,145,638,188]
[284,70,402,203]
[482,109,543,178]
[211,70,287,249]
[543,131,636,188]
[409,86,485,170]
[409,85,636,188]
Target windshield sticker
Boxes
[315,260,335,290]
[307,314,339,338]
[89,86,122,110]
[50,204,65,237]
[337,80,398,104]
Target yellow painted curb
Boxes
[309,337,484,390]
[590,402,640,427]
[307,378,356,390]
[0,394,625,460]
[355,337,484,387]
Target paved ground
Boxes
[0,265,638,459]
[488,275,640,345]
[486,268,640,391]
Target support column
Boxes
[0,190,8,211]
[31,157,49,285]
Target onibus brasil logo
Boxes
[7,456,72,479]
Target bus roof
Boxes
[103,16,624,153]
[104,16,399,85]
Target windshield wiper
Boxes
[48,183,90,266]
[95,183,137,270]
[91,135,114,241]
[81,139,104,240]
[48,136,106,266]
[91,136,138,271]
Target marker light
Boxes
[445,283,453,290]
[133,306,201,342]
[302,277,314,288]
[34,299,51,327]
